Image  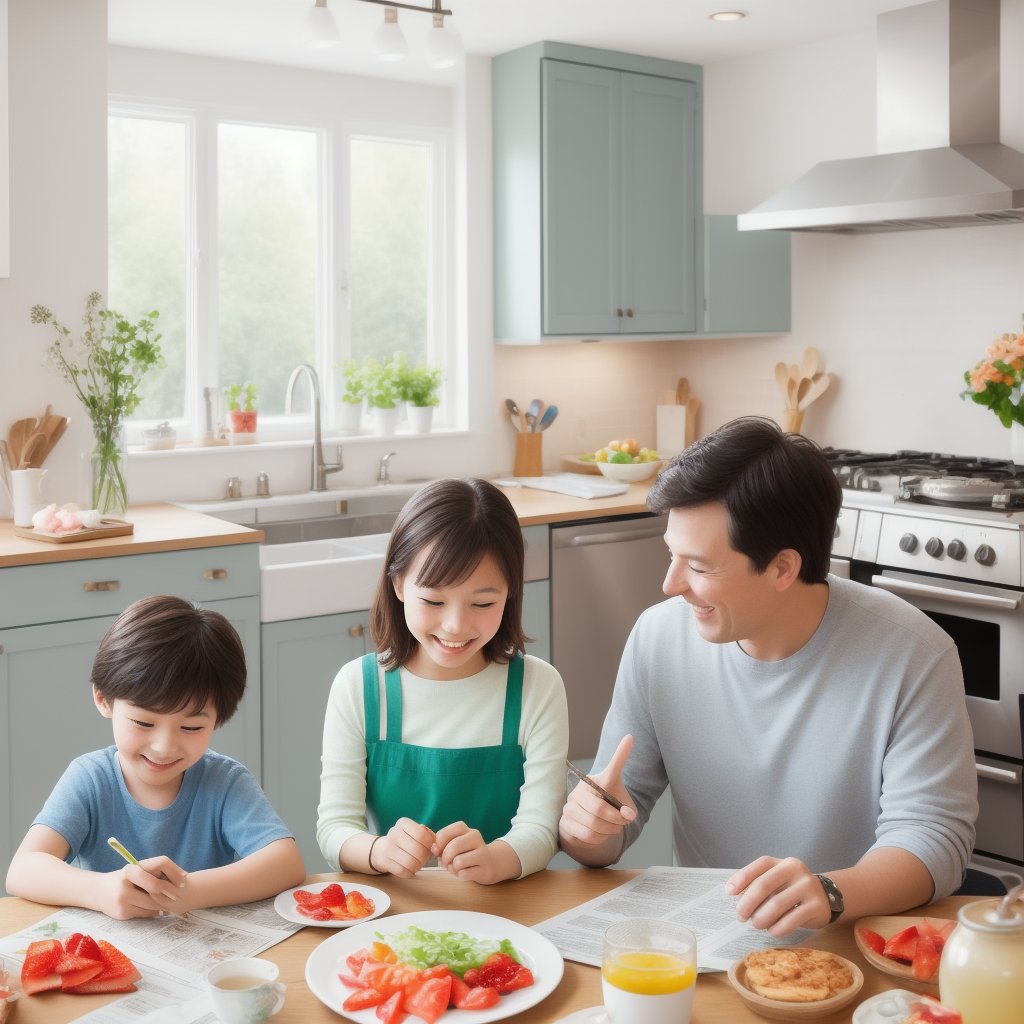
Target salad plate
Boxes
[274,880,390,928]
[305,910,564,1022]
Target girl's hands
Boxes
[434,824,521,884]
[374,819,437,877]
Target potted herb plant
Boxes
[362,356,403,435]
[339,358,366,434]
[224,381,259,444]
[398,358,444,434]
[32,292,162,514]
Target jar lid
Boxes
[959,897,1024,933]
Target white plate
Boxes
[305,910,564,1023]
[851,988,920,1023]
[273,880,390,928]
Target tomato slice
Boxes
[912,933,941,981]
[451,977,500,1009]
[403,976,453,1024]
[342,987,385,1011]
[346,891,375,918]
[375,990,407,1024]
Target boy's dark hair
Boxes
[370,478,528,670]
[91,595,246,725]
[647,416,841,583]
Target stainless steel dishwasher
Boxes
[550,513,669,760]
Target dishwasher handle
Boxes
[558,526,666,548]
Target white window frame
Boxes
[108,96,456,446]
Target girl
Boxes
[317,478,569,884]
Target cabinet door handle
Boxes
[348,624,365,638]
[84,580,120,593]
[616,308,624,318]
[203,568,228,580]
[625,307,634,318]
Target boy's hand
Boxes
[100,856,189,918]
[374,819,436,877]
[434,825,521,884]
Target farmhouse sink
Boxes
[259,533,390,622]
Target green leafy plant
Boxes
[224,381,259,412]
[32,292,162,513]
[397,357,444,408]
[361,356,403,410]
[340,358,367,405]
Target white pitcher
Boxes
[11,468,48,527]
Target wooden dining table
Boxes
[1,868,970,1024]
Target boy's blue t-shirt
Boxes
[34,746,293,873]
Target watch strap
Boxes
[815,873,844,924]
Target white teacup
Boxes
[205,957,285,1024]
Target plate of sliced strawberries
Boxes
[854,916,955,988]
[20,932,141,997]
[275,880,390,928]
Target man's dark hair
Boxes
[647,416,841,583]
[91,594,246,725]
[370,478,528,669]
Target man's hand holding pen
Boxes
[559,735,637,855]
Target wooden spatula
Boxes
[18,431,45,469]
[35,411,69,466]
[7,417,38,469]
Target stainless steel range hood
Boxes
[738,0,1024,233]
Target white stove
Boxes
[825,449,1024,880]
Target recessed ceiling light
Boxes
[709,10,748,22]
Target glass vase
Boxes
[91,419,128,515]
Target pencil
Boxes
[566,759,624,811]
[108,836,188,917]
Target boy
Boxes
[6,595,305,919]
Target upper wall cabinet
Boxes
[493,43,790,343]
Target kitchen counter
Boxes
[499,481,654,526]
[0,504,262,569]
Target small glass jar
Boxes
[938,894,1024,1024]
[143,420,177,451]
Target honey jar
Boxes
[938,883,1024,1024]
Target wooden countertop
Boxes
[0,504,262,569]
[502,482,654,526]
[2,870,969,1024]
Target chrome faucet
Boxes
[378,451,397,485]
[285,363,343,491]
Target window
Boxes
[108,102,451,442]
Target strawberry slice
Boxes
[857,927,886,955]
[66,975,139,994]
[883,924,920,963]
[345,890,375,919]
[65,933,104,963]
[21,939,62,996]
[60,962,105,991]
[95,940,141,983]
[292,889,322,906]
[318,883,346,907]
[451,977,500,1010]
[912,933,941,981]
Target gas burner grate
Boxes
[823,448,1024,481]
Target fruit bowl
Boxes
[597,459,663,483]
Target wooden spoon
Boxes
[800,346,821,381]
[7,417,38,469]
[675,377,690,406]
[35,415,68,466]
[684,398,701,447]
[18,431,45,469]
[774,362,789,398]
[798,372,832,411]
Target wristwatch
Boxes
[815,874,844,924]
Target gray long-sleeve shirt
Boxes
[596,574,978,896]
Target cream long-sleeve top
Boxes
[317,654,569,877]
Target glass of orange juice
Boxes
[601,918,697,1024]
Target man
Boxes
[558,417,977,936]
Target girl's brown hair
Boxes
[91,594,246,725]
[370,478,527,669]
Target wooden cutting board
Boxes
[14,519,134,543]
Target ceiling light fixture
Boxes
[709,10,748,22]
[355,0,462,68]
[306,0,341,48]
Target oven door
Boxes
[869,569,1023,760]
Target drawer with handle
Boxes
[0,544,259,628]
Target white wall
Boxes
[0,0,107,514]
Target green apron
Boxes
[362,654,526,843]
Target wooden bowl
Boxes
[852,916,947,990]
[727,951,864,1021]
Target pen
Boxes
[566,759,624,811]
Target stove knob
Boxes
[925,537,944,558]
[899,533,919,554]
[975,543,997,567]
[947,539,967,561]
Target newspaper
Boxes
[0,898,301,1024]
[534,866,811,973]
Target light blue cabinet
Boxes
[260,611,371,871]
[495,43,702,341]
[0,545,261,892]
[493,42,791,341]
